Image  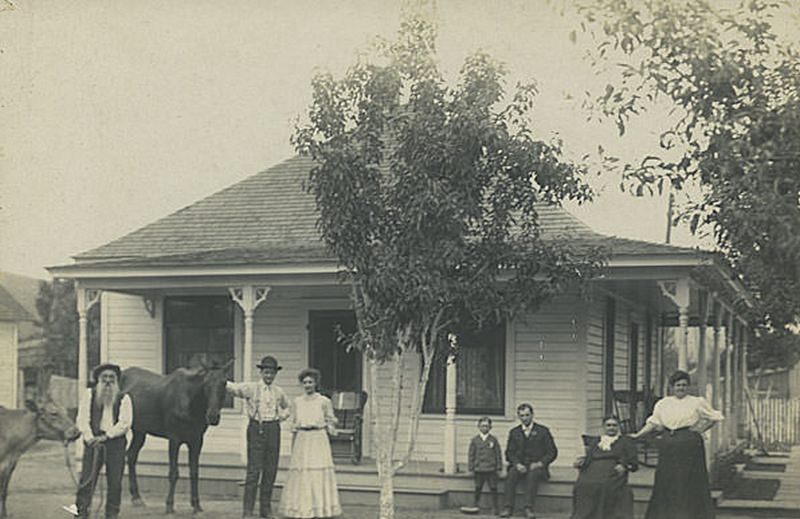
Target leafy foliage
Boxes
[293,15,605,364]
[35,279,100,378]
[577,0,800,329]
[748,329,800,371]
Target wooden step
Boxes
[716,499,800,518]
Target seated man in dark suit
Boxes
[500,403,558,519]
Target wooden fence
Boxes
[747,397,800,445]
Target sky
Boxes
[1,0,705,280]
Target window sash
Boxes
[423,322,505,415]
[164,296,234,408]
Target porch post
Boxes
[697,292,712,399]
[229,287,271,382]
[229,286,271,463]
[731,320,744,440]
[725,313,734,448]
[657,279,690,371]
[75,284,100,459]
[741,324,749,441]
[443,348,458,474]
[711,305,722,453]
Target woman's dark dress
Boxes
[645,428,715,519]
[572,435,638,519]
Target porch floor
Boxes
[130,448,658,515]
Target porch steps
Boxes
[715,448,800,518]
[127,451,656,515]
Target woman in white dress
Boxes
[630,370,724,519]
[279,368,342,519]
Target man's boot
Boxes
[492,493,500,515]
[499,506,512,518]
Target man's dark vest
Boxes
[89,388,123,436]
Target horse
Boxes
[0,370,80,518]
[120,359,233,514]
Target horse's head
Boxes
[25,368,81,444]
[199,359,234,426]
[25,397,81,444]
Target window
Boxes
[164,296,234,407]
[423,320,506,415]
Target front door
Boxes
[308,310,360,393]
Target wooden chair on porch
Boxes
[329,390,368,465]
[613,389,659,467]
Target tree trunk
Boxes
[369,355,396,519]
[377,445,396,519]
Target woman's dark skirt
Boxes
[572,458,634,519]
[645,429,715,519]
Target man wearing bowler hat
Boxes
[227,355,290,518]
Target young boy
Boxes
[467,416,503,514]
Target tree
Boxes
[35,279,100,379]
[292,13,604,519]
[575,0,800,331]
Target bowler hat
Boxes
[91,363,122,386]
[256,355,282,371]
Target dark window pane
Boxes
[423,320,505,415]
[164,296,234,408]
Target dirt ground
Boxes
[4,442,751,519]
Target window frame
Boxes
[422,319,507,416]
[163,295,236,408]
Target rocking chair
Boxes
[329,390,368,465]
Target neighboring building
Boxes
[49,155,753,468]
[749,363,800,399]
[0,271,47,405]
[0,283,35,407]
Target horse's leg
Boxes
[165,439,181,514]
[0,457,19,519]
[126,430,147,507]
[0,471,8,519]
[188,435,204,514]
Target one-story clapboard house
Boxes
[50,155,753,507]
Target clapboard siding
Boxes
[511,292,583,465]
[103,283,657,466]
[585,298,605,434]
[104,292,162,373]
[0,323,17,407]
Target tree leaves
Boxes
[578,0,800,330]
[294,14,605,362]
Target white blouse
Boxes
[646,395,724,430]
[291,393,337,433]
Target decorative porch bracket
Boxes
[75,286,101,459]
[229,286,271,382]
[657,278,691,370]
[141,294,157,319]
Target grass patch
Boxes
[723,477,780,500]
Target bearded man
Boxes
[64,363,133,519]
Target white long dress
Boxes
[279,393,342,518]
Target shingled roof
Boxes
[73,155,702,268]
[0,284,35,322]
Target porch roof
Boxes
[53,155,706,271]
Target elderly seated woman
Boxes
[571,415,638,519]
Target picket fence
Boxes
[747,397,800,445]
